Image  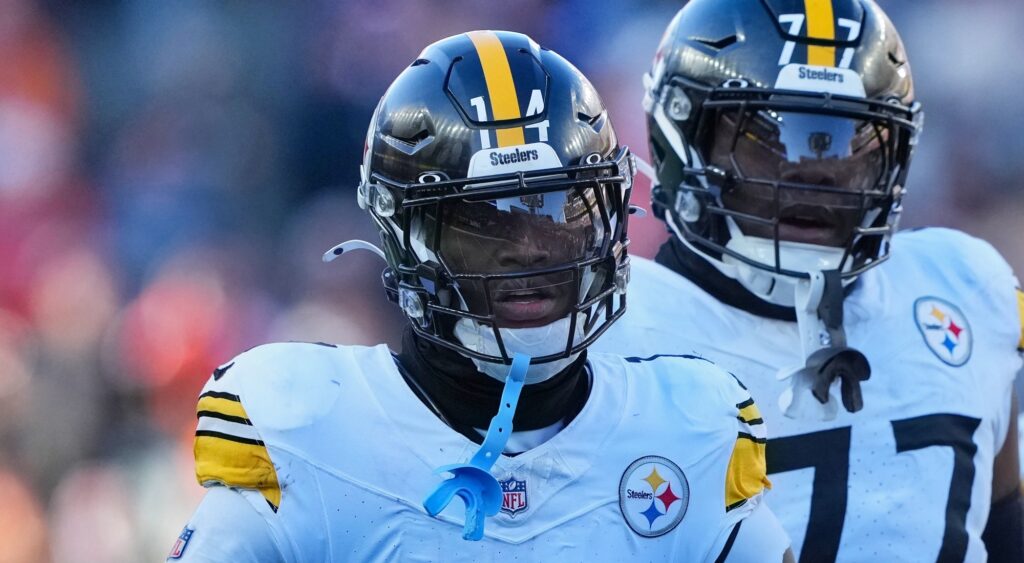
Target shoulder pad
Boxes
[193,342,347,511]
[625,353,748,418]
[895,228,1012,286]
[896,229,1021,351]
[214,342,345,431]
[624,355,772,510]
[626,352,733,387]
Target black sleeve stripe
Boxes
[715,520,744,563]
[725,498,749,512]
[738,431,768,444]
[195,429,265,447]
[199,390,242,402]
[623,353,710,364]
[729,373,749,390]
[212,361,235,381]
[736,416,765,425]
[197,410,252,426]
[736,398,755,410]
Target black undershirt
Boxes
[654,237,798,321]
[654,237,862,322]
[395,327,591,446]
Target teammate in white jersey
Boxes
[596,1,1024,562]
[168,31,794,562]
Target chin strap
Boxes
[778,270,870,421]
[423,353,531,541]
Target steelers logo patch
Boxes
[618,456,689,538]
[914,297,972,367]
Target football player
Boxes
[169,31,794,562]
[596,1,1024,561]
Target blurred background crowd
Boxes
[0,0,1021,560]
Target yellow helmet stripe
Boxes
[804,0,836,67]
[467,31,526,147]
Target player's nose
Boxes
[496,236,551,269]
[780,164,838,188]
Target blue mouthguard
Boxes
[422,353,531,541]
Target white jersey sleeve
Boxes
[169,487,285,562]
[716,496,791,562]
[715,373,788,561]
[722,373,772,513]
[175,343,342,562]
[626,358,778,560]
[900,229,1023,449]
[1017,288,1023,352]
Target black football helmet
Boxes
[645,0,923,306]
[359,31,634,367]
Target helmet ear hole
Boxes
[667,86,693,121]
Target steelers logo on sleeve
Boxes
[914,297,973,367]
[618,456,690,538]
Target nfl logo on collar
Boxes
[500,476,528,517]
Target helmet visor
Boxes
[708,109,893,247]
[438,186,608,328]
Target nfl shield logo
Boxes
[168,527,193,559]
[499,476,528,517]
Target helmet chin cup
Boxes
[722,220,848,308]
[453,315,585,385]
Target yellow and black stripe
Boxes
[725,397,771,511]
[194,390,282,511]
[466,30,526,147]
[804,0,836,67]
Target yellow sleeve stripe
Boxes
[194,390,281,510]
[736,399,764,426]
[195,434,282,510]
[725,433,772,511]
[197,392,249,421]
[1016,289,1023,350]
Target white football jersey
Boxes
[596,228,1024,562]
[173,341,788,562]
